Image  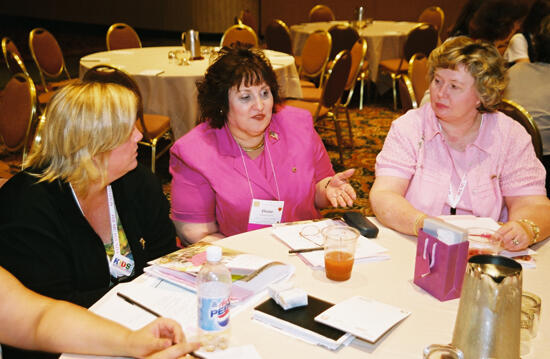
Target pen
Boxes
[116,292,162,317]
[289,247,324,254]
[116,292,205,359]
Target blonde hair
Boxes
[25,81,138,193]
[428,36,507,112]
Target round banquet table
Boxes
[79,47,302,139]
[290,21,420,84]
[60,219,549,359]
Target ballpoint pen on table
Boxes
[288,247,324,254]
[116,292,205,359]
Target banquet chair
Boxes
[418,6,445,42]
[82,65,174,173]
[106,23,142,51]
[498,99,543,160]
[398,75,415,112]
[28,28,76,106]
[309,5,336,22]
[265,19,293,55]
[0,73,38,170]
[301,38,367,141]
[328,24,359,62]
[285,50,352,164]
[235,9,258,36]
[378,23,438,111]
[220,24,258,48]
[406,52,430,109]
[2,37,30,77]
[295,30,332,89]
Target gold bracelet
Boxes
[413,214,427,236]
[516,219,540,244]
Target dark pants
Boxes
[542,155,550,198]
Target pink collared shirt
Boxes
[375,104,546,222]
[170,105,335,236]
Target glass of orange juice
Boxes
[322,226,359,281]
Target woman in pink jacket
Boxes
[170,47,356,243]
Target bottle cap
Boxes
[206,246,222,262]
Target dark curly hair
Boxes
[468,0,528,42]
[196,46,282,129]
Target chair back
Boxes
[265,19,293,55]
[321,50,352,109]
[341,38,367,107]
[237,9,258,35]
[309,5,335,22]
[2,38,30,77]
[498,99,543,159]
[0,73,37,166]
[418,6,445,39]
[404,23,439,62]
[398,74,415,112]
[221,24,258,48]
[82,65,150,140]
[328,24,359,61]
[106,23,142,51]
[300,30,332,79]
[29,28,70,90]
[408,53,429,107]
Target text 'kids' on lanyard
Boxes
[70,184,134,277]
[235,134,284,231]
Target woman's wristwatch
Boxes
[516,219,540,244]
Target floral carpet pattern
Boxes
[0,105,400,216]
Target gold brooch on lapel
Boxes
[269,131,279,140]
[292,167,297,173]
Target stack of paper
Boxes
[314,296,411,343]
[145,243,294,302]
[272,219,389,268]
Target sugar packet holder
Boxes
[413,229,469,301]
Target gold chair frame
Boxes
[298,30,332,87]
[309,5,336,22]
[106,23,142,51]
[2,37,31,77]
[0,73,38,169]
[28,28,72,93]
[418,6,445,40]
[265,19,293,55]
[220,24,259,48]
[498,99,543,159]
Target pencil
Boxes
[288,247,324,254]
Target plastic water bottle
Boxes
[197,246,231,351]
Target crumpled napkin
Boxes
[267,281,308,310]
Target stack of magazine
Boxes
[144,242,294,302]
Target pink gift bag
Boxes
[413,229,469,301]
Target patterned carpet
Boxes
[0,104,400,216]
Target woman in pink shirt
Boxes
[370,37,550,251]
[170,47,356,243]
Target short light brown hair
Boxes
[428,36,507,112]
[25,81,138,193]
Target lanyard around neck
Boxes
[70,184,121,255]
[235,133,281,201]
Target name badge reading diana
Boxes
[109,253,134,278]
[247,199,284,231]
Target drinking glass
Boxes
[466,227,501,258]
[520,309,534,356]
[322,226,359,281]
[175,49,191,66]
[168,50,177,64]
[423,344,464,359]
[522,291,541,337]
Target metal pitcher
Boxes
[181,29,200,59]
[452,255,522,359]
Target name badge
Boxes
[109,253,134,278]
[247,199,284,231]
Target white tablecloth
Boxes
[62,219,549,358]
[80,47,302,139]
[290,21,419,83]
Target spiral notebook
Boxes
[253,296,353,350]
